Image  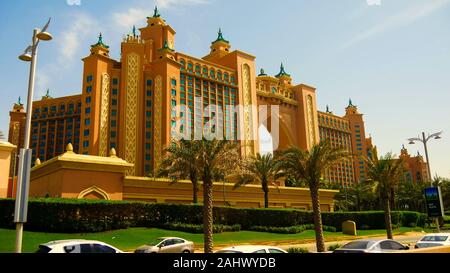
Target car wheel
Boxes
[182,250,190,253]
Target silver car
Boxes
[135,237,195,253]
[333,239,410,253]
[35,240,124,253]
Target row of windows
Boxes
[179,59,236,84]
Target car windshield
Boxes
[341,241,376,249]
[420,236,448,242]
[149,238,166,246]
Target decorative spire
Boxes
[159,40,174,52]
[110,148,117,158]
[17,96,23,105]
[132,25,137,37]
[258,68,267,76]
[348,98,354,107]
[66,143,75,154]
[326,105,332,114]
[91,33,110,49]
[275,62,291,78]
[402,144,406,150]
[46,89,50,97]
[153,6,160,18]
[212,28,229,44]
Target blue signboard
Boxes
[424,187,444,218]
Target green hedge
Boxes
[248,224,336,234]
[160,223,241,234]
[0,198,426,233]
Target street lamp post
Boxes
[15,18,53,253]
[407,131,443,232]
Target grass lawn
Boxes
[0,226,427,253]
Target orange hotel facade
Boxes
[5,10,385,208]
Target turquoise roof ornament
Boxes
[132,25,137,37]
[326,105,332,114]
[275,62,291,78]
[348,98,354,107]
[258,68,267,76]
[153,6,160,18]
[17,96,23,105]
[160,40,174,52]
[91,33,110,49]
[212,28,229,44]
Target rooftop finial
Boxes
[46,88,50,97]
[132,25,136,37]
[212,28,229,44]
[66,143,74,153]
[91,32,110,49]
[153,6,160,18]
[17,96,22,105]
[258,68,267,76]
[275,62,291,78]
[326,105,332,113]
[402,144,405,149]
[349,98,353,106]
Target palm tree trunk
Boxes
[203,177,214,253]
[383,195,394,239]
[263,181,269,208]
[310,185,326,252]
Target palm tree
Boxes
[232,153,283,208]
[365,149,405,239]
[192,138,240,253]
[159,139,200,204]
[278,141,349,252]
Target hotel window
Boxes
[147,79,153,86]
[145,143,151,150]
[112,99,117,106]
[111,120,117,127]
[85,107,91,114]
[112,89,118,95]
[224,73,229,82]
[230,76,235,84]
[110,143,116,148]
[210,69,215,78]
[51,106,56,112]
[171,89,176,96]
[187,63,193,71]
[180,59,185,69]
[171,78,177,86]
[146,100,152,107]
[87,75,93,83]
[84,129,89,136]
[145,154,151,161]
[85,97,91,103]
[195,65,201,74]
[146,121,151,128]
[111,131,116,138]
[145,165,151,172]
[203,66,208,75]
[171,100,177,107]
[112,110,117,116]
[147,90,152,97]
[217,71,222,80]
[83,141,89,148]
[112,78,119,85]
[86,86,92,93]
[85,118,90,126]
[146,111,152,117]
[146,132,152,139]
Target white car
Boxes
[35,239,124,253]
[415,233,450,249]
[333,239,410,253]
[134,237,195,253]
[215,245,287,253]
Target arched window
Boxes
[187,62,193,72]
[217,70,222,81]
[195,64,201,74]
[210,68,215,78]
[179,59,186,70]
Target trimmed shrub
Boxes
[327,244,342,252]
[287,247,309,253]
[248,224,336,234]
[0,198,426,233]
[159,223,240,233]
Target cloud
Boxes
[343,0,450,48]
[58,13,99,64]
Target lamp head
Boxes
[36,31,53,41]
[408,141,415,145]
[18,53,32,62]
[434,135,442,140]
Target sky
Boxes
[0,0,449,178]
